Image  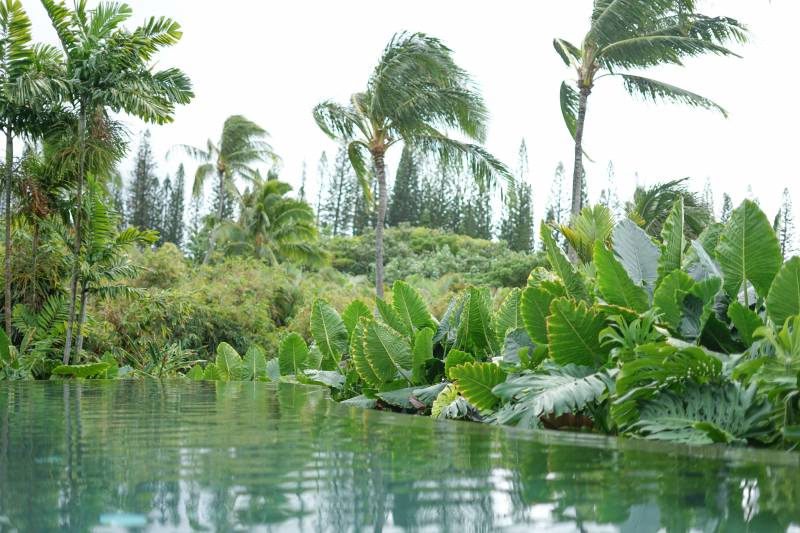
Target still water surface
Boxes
[1,380,798,532]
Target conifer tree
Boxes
[127,131,161,230]
[720,193,733,224]
[321,145,356,236]
[500,140,535,251]
[352,175,377,235]
[598,161,621,219]
[298,161,307,201]
[546,162,568,245]
[161,164,186,246]
[387,144,421,227]
[315,151,329,226]
[702,178,715,220]
[776,188,797,259]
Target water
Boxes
[0,381,798,532]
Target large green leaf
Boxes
[630,382,773,445]
[540,222,589,301]
[494,363,616,427]
[310,299,349,364]
[594,241,649,312]
[445,349,475,379]
[376,297,410,338]
[351,318,381,387]
[716,200,782,301]
[653,270,696,331]
[658,197,685,283]
[392,281,435,335]
[520,287,554,345]
[364,320,412,383]
[243,345,268,380]
[494,288,522,342]
[766,257,800,326]
[203,363,221,381]
[216,343,243,381]
[0,329,9,364]
[727,302,763,347]
[457,287,498,356]
[342,299,371,338]
[449,362,507,411]
[612,219,660,295]
[412,327,434,385]
[51,362,110,379]
[278,333,309,375]
[186,364,204,381]
[547,298,609,368]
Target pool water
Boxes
[1,381,798,532]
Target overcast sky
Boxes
[24,0,799,225]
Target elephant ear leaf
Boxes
[449,362,507,411]
[766,257,800,327]
[727,302,764,347]
[412,327,434,385]
[520,286,554,345]
[612,219,660,296]
[376,298,411,338]
[540,222,589,301]
[594,241,649,312]
[445,349,475,379]
[458,287,498,356]
[310,299,349,365]
[716,200,782,300]
[216,342,243,381]
[51,362,111,379]
[278,333,309,376]
[547,298,610,368]
[659,197,685,283]
[342,300,371,338]
[392,280,435,335]
[364,320,412,383]
[351,318,382,387]
[494,288,522,343]
[243,345,268,380]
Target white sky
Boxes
[24,0,800,225]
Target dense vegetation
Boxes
[2,0,800,453]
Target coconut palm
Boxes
[555,0,747,219]
[1,1,65,336]
[313,32,510,297]
[626,178,711,238]
[212,173,325,267]
[42,0,193,363]
[176,115,278,222]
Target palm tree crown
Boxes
[313,32,509,297]
[556,0,747,219]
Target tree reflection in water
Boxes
[0,381,798,532]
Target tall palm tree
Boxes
[626,178,711,238]
[555,0,747,219]
[42,0,193,364]
[176,115,278,222]
[1,0,64,336]
[212,174,325,267]
[313,32,510,297]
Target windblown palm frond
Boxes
[626,178,711,238]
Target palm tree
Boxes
[1,0,64,336]
[313,32,510,297]
[555,0,747,219]
[176,115,278,222]
[42,0,193,364]
[626,178,711,238]
[212,173,325,267]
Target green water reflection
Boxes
[1,381,798,532]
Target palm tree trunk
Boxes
[75,283,88,356]
[4,128,12,337]
[63,105,87,365]
[372,151,388,299]
[28,223,39,309]
[571,86,591,218]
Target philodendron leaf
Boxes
[494,288,523,343]
[51,362,110,379]
[412,327,434,385]
[547,298,610,368]
[392,280,436,335]
[594,241,649,312]
[766,257,800,327]
[278,333,309,376]
[540,222,589,301]
[653,270,696,331]
[342,300,371,338]
[612,219,661,295]
[310,299,348,365]
[658,197,685,283]
[445,349,475,379]
[449,362,507,411]
[520,286,554,345]
[364,320,412,383]
[243,345,268,380]
[376,298,410,338]
[458,287,498,356]
[716,200,782,300]
[727,302,764,347]
[216,343,243,381]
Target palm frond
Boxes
[618,74,727,116]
